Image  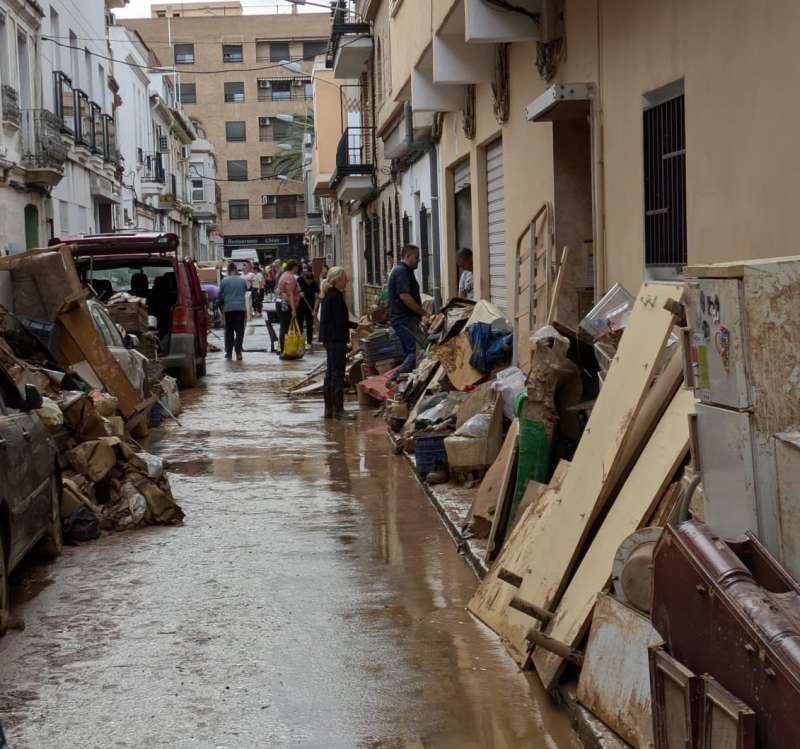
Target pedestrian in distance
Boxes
[219,262,247,361]
[319,266,358,420]
[250,263,265,316]
[457,247,474,299]
[276,258,301,357]
[297,264,320,350]
[387,244,428,377]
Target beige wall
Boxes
[311,64,344,188]
[600,0,800,292]
[124,12,329,252]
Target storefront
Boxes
[223,233,307,264]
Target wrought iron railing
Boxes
[21,109,68,170]
[334,126,375,176]
[142,152,166,183]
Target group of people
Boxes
[216,244,472,420]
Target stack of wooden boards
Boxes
[469,281,696,691]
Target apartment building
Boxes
[123,2,330,263]
[319,0,800,347]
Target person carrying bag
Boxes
[276,259,301,358]
[282,318,305,359]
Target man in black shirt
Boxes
[387,244,427,375]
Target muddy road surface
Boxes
[0,322,578,748]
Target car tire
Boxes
[0,525,9,638]
[42,473,63,559]
[178,354,197,388]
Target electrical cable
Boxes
[42,34,365,76]
[481,0,540,24]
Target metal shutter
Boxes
[454,158,471,192]
[486,139,506,312]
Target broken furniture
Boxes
[652,520,800,748]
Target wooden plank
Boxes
[576,593,662,749]
[468,460,570,663]
[533,387,694,689]
[467,419,519,545]
[58,304,143,419]
[432,334,483,391]
[470,282,685,663]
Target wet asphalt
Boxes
[0,320,579,748]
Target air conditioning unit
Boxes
[259,117,271,127]
[263,156,273,164]
[298,195,305,202]
[158,135,169,153]
[261,194,277,205]
[258,79,271,89]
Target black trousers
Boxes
[297,302,315,346]
[324,342,348,391]
[224,310,246,357]
[279,304,293,353]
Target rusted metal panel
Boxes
[577,593,660,748]
[652,520,800,748]
[774,432,800,581]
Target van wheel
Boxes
[178,355,197,388]
[0,526,9,637]
[42,473,63,558]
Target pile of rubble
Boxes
[0,246,184,544]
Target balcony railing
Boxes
[257,90,313,102]
[329,0,371,62]
[2,85,20,127]
[21,109,68,172]
[334,126,375,177]
[142,152,166,184]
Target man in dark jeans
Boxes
[219,262,247,361]
[387,244,427,376]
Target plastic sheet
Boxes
[453,412,492,439]
[491,366,527,420]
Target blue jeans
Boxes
[392,318,419,375]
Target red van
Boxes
[51,232,208,387]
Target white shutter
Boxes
[486,139,506,312]
[454,158,470,192]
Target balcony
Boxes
[21,109,69,187]
[141,152,166,185]
[382,104,433,161]
[305,212,323,235]
[331,126,374,202]
[329,0,372,80]
[2,85,20,128]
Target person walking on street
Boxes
[219,262,247,361]
[277,258,301,356]
[250,263,265,316]
[297,265,320,349]
[387,244,427,376]
[319,266,357,420]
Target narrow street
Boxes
[0,321,577,749]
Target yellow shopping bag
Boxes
[283,317,305,359]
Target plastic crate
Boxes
[414,435,448,477]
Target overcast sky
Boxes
[114,0,322,18]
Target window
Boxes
[270,42,289,63]
[643,86,686,267]
[227,160,248,181]
[174,43,194,65]
[303,82,313,100]
[303,40,327,61]
[260,156,273,179]
[156,10,166,17]
[272,119,289,140]
[223,44,243,63]
[229,200,249,220]
[49,8,60,69]
[225,120,246,142]
[84,48,93,98]
[277,195,298,219]
[271,80,291,101]
[98,64,106,110]
[224,81,245,103]
[69,31,79,87]
[178,82,196,104]
[17,33,31,109]
[191,179,204,202]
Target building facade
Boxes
[123,3,330,264]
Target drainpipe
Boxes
[429,141,442,309]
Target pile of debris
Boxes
[0,247,184,544]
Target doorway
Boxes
[24,204,39,249]
[453,158,472,296]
